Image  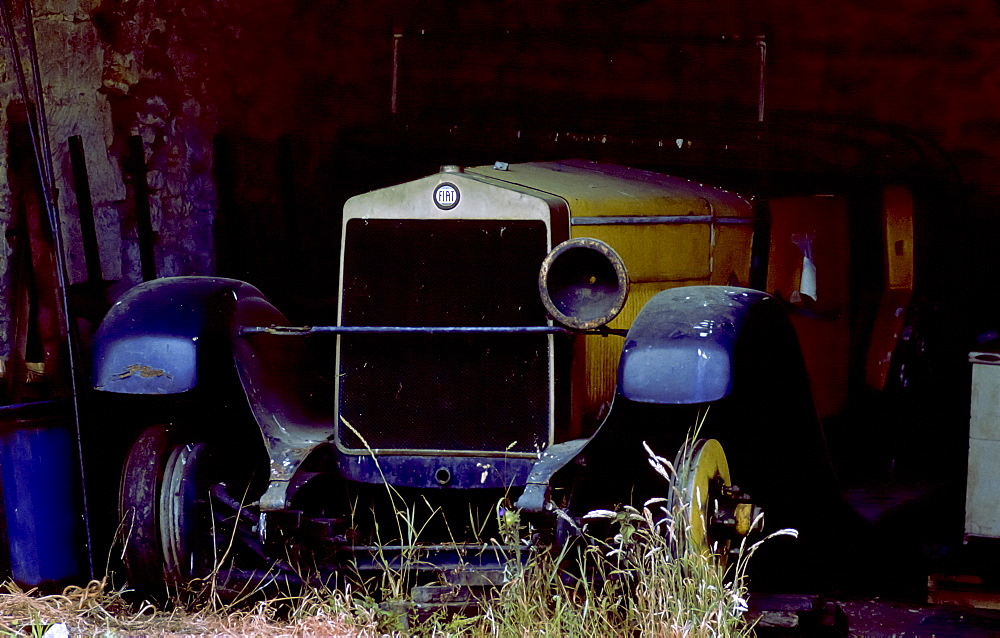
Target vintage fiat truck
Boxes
[94,160,860,595]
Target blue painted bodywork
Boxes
[92,277,275,394]
[618,286,791,404]
[92,276,336,508]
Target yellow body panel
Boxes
[572,224,711,282]
[570,222,753,424]
[466,160,750,219]
[467,160,755,433]
[711,225,755,286]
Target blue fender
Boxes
[618,286,798,404]
[613,285,840,549]
[93,276,335,511]
[92,277,283,394]
[564,285,847,590]
[526,286,812,515]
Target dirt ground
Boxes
[750,594,1000,637]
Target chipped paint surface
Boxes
[112,364,171,380]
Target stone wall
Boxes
[0,0,222,360]
[0,0,123,358]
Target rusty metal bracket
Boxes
[515,438,589,514]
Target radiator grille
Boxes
[338,219,550,454]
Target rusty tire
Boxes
[119,425,171,596]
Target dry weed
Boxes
[0,578,372,637]
[1,427,790,636]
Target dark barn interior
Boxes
[3,0,1000,631]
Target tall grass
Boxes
[457,437,797,637]
[35,430,793,636]
[332,426,796,635]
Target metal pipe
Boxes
[20,0,55,193]
[756,35,767,124]
[241,325,574,336]
[391,32,402,114]
[210,483,260,525]
[0,2,49,213]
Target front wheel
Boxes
[159,439,214,584]
[119,425,172,594]
[672,438,758,563]
[119,425,263,597]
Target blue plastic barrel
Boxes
[0,401,86,587]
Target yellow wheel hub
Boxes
[674,438,756,559]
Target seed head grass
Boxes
[3,432,791,636]
[453,433,796,638]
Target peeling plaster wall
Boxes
[0,0,393,359]
[0,0,127,359]
[36,0,124,283]
[0,0,219,359]
[94,0,221,283]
